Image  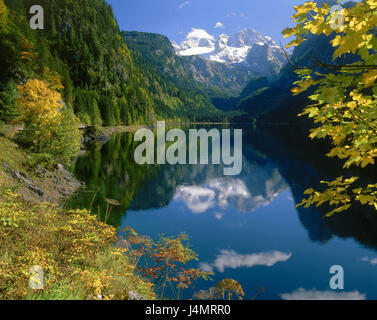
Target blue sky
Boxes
[106,0,303,43]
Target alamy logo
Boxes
[29,5,44,30]
[329,265,344,290]
[329,5,344,30]
[29,265,44,290]
[133,122,243,176]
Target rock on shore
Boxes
[1,161,84,205]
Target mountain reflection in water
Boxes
[68,125,377,300]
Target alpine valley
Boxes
[0,0,303,125]
[4,0,377,302]
[122,27,289,113]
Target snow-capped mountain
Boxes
[176,28,216,56]
[173,28,286,79]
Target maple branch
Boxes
[280,43,377,71]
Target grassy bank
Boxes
[0,134,156,300]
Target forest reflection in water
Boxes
[68,124,377,299]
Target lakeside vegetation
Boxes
[283,0,377,215]
[0,190,156,300]
[1,0,376,301]
[0,135,155,299]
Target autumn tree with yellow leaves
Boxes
[282,0,377,216]
[15,79,81,165]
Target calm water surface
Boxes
[69,125,377,300]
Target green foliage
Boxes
[0,120,6,136]
[49,108,82,166]
[25,153,55,171]
[215,279,245,300]
[125,38,224,122]
[0,80,19,122]
[123,31,254,98]
[0,136,26,171]
[0,0,226,128]
[193,279,251,300]
[284,0,377,215]
[0,189,155,300]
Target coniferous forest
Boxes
[0,0,223,129]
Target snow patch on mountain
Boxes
[177,28,216,56]
[171,41,181,53]
[173,28,286,79]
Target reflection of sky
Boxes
[362,257,377,266]
[120,180,377,300]
[174,175,286,214]
[200,250,292,273]
[280,288,366,300]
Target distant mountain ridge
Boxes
[173,28,286,80]
[123,31,256,98]
[233,32,359,124]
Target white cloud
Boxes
[200,250,292,273]
[185,28,215,40]
[214,212,224,220]
[226,12,237,18]
[240,12,248,19]
[214,22,224,29]
[179,1,192,9]
[362,257,377,266]
[225,12,247,19]
[280,288,366,300]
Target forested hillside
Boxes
[233,32,359,124]
[232,1,359,125]
[122,32,223,121]
[122,31,255,108]
[0,0,220,127]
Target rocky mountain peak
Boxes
[172,27,286,79]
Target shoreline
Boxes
[100,122,230,136]
[0,132,155,300]
[81,122,231,149]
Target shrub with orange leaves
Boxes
[122,227,213,299]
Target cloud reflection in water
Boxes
[200,250,292,273]
[174,176,286,214]
[280,288,366,300]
